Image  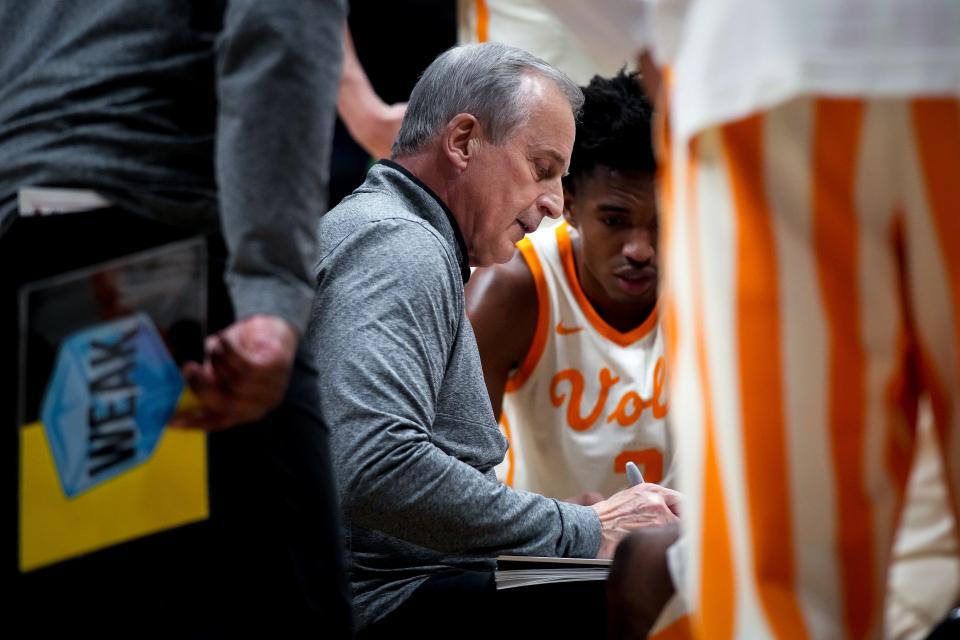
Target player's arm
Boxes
[465,249,538,419]
[337,24,406,159]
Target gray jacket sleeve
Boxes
[311,220,601,558]
[215,0,346,331]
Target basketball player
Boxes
[539,3,960,638]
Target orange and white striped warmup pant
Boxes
[660,96,960,639]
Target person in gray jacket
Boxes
[1,1,350,636]
[310,42,682,638]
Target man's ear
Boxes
[562,185,578,228]
[442,113,481,171]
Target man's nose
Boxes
[623,229,655,263]
[537,180,564,219]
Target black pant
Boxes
[928,608,960,639]
[205,346,353,637]
[359,569,607,640]
[4,208,351,637]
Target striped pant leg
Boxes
[898,96,960,629]
[663,96,960,639]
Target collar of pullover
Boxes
[377,159,471,284]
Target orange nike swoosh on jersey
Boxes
[555,322,584,335]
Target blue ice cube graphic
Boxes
[40,313,184,498]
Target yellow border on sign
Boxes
[19,411,208,572]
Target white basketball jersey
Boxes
[496,223,675,499]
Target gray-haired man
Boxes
[309,43,682,637]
